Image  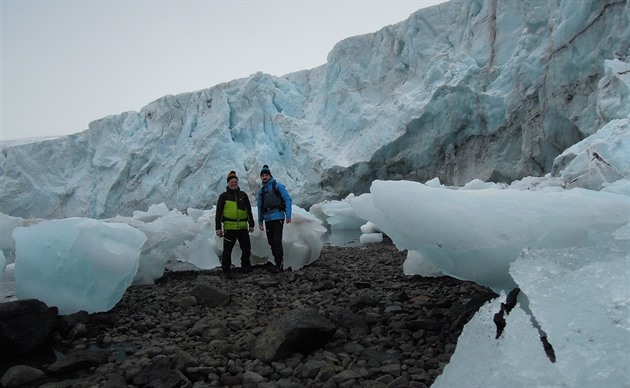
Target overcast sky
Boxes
[2,1,447,141]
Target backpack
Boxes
[261,181,286,212]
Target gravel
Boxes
[2,237,498,387]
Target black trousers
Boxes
[264,219,284,267]
[222,229,251,273]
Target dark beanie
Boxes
[260,164,272,177]
[226,171,238,183]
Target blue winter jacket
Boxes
[257,178,292,223]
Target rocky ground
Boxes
[1,238,498,387]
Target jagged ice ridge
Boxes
[1,0,628,219]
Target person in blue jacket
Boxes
[257,165,292,272]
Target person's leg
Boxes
[264,220,275,249]
[273,221,284,270]
[265,220,284,270]
[222,230,237,277]
[237,229,252,271]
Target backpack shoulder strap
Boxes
[272,181,283,198]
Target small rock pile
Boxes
[1,238,497,387]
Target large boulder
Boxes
[0,365,46,388]
[46,349,110,375]
[0,299,58,355]
[250,307,337,362]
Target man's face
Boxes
[261,173,271,183]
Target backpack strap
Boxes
[272,181,285,211]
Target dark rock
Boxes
[0,299,58,355]
[451,290,498,329]
[332,368,363,383]
[191,284,230,307]
[220,372,243,386]
[90,311,118,326]
[256,279,282,288]
[389,374,410,387]
[56,310,90,336]
[130,355,190,387]
[0,365,46,387]
[299,359,327,379]
[170,295,197,308]
[312,280,336,291]
[394,291,409,302]
[250,308,338,362]
[47,349,110,375]
[315,365,337,382]
[327,307,370,335]
[434,298,453,308]
[374,374,394,384]
[354,281,371,289]
[188,317,227,339]
[409,294,432,303]
[360,348,393,364]
[173,350,199,370]
[101,373,129,388]
[243,370,265,384]
[406,319,442,331]
[348,294,378,310]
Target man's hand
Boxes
[259,224,264,231]
[286,218,291,224]
[216,229,223,237]
[248,227,254,233]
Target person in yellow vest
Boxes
[215,171,255,279]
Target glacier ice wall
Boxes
[1,0,628,219]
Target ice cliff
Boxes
[1,0,628,219]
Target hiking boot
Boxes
[242,265,252,273]
[274,259,283,273]
[223,271,233,280]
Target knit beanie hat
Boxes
[226,171,238,183]
[260,164,272,177]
